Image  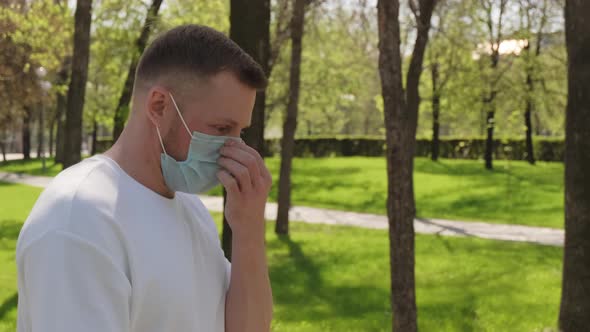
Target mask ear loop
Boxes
[156,126,167,155]
[168,92,192,137]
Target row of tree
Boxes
[376,0,589,330]
[0,0,568,169]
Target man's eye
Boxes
[216,126,231,134]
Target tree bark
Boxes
[484,108,495,169]
[91,117,98,155]
[275,0,306,236]
[51,57,70,160]
[431,62,440,161]
[62,0,92,168]
[524,41,536,165]
[0,139,5,162]
[54,108,66,163]
[524,80,535,164]
[0,129,5,161]
[48,118,55,158]
[483,61,498,171]
[36,104,44,159]
[481,0,506,170]
[377,0,436,331]
[224,0,271,260]
[559,1,590,330]
[22,106,32,160]
[521,0,548,165]
[112,0,163,141]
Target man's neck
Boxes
[104,121,175,199]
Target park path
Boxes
[1,171,564,247]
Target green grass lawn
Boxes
[0,181,563,331]
[214,157,563,229]
[0,156,564,228]
[0,158,62,177]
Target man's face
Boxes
[159,71,257,161]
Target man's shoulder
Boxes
[16,156,125,260]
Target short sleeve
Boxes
[17,230,131,332]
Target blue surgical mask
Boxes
[156,92,242,194]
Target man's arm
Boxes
[217,139,273,332]
[225,232,273,332]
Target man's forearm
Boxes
[225,231,273,332]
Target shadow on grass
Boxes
[0,293,17,321]
[0,220,22,250]
[271,234,390,327]
[0,157,61,177]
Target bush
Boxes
[265,136,564,162]
[93,135,564,162]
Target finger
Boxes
[216,169,239,194]
[219,145,261,181]
[217,156,252,192]
[225,140,271,182]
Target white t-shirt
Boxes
[16,154,231,332]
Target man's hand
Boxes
[216,139,272,241]
[216,139,274,332]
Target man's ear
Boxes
[145,86,169,127]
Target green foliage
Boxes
[158,0,228,33]
[417,0,567,139]
[0,1,72,127]
[266,2,382,137]
[85,0,151,132]
[84,0,229,134]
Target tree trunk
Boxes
[484,52,499,170]
[48,118,55,158]
[54,57,70,163]
[55,112,65,163]
[22,106,32,160]
[480,0,505,170]
[36,104,44,159]
[377,0,435,331]
[275,0,306,236]
[224,0,271,259]
[524,91,535,164]
[63,0,92,168]
[431,62,440,161]
[50,57,70,160]
[484,108,495,170]
[524,42,536,165]
[0,141,5,162]
[1,129,6,162]
[112,0,163,141]
[559,1,590,330]
[91,117,98,155]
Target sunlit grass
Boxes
[0,182,562,332]
[212,157,564,228]
[1,156,564,228]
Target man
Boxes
[16,24,273,332]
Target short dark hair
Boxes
[135,24,267,90]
